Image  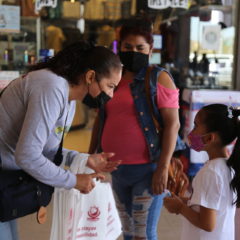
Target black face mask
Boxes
[119,51,149,73]
[82,91,111,109]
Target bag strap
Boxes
[0,77,17,97]
[51,110,69,166]
[0,86,10,170]
[144,66,161,134]
[53,129,65,166]
[0,87,7,97]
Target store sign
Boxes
[148,0,188,9]
[35,0,58,12]
[0,5,20,33]
[201,25,221,51]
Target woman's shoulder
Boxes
[27,69,67,91]
[157,71,176,90]
[149,66,176,90]
[28,69,64,83]
[24,69,69,105]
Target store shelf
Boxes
[199,5,232,13]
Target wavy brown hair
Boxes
[119,17,153,47]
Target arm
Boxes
[164,194,216,232]
[152,71,180,194]
[157,72,180,165]
[181,204,216,232]
[15,82,76,189]
[165,168,222,232]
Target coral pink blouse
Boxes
[101,78,179,165]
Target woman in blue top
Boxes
[89,18,185,240]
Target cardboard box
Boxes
[62,1,80,19]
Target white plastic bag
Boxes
[50,153,122,240]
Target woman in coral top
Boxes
[89,17,185,240]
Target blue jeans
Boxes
[112,163,165,240]
[0,220,19,240]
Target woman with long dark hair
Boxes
[89,18,185,239]
[0,41,122,240]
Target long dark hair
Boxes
[201,104,240,207]
[28,41,122,85]
[119,17,153,46]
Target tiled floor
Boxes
[18,126,182,240]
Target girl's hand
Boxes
[164,193,184,214]
[87,152,121,173]
[152,166,168,195]
[75,173,105,194]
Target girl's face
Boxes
[192,111,209,136]
[187,110,212,152]
[189,110,219,152]
[120,34,152,55]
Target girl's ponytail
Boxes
[227,108,240,207]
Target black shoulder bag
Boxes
[0,87,66,222]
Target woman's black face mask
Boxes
[82,83,111,109]
[119,51,149,73]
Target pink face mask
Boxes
[187,131,207,152]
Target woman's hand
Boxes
[152,166,168,195]
[75,173,105,194]
[164,193,184,214]
[87,152,121,173]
